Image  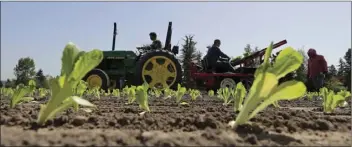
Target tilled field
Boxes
[1,95,351,146]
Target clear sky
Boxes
[1,2,351,80]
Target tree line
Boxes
[1,57,52,89]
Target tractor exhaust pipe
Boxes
[112,22,117,51]
[164,22,172,51]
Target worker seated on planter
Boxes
[137,32,163,50]
[204,39,236,73]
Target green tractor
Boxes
[83,22,182,90]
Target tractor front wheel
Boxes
[83,69,110,90]
[135,49,182,90]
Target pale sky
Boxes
[1,2,351,80]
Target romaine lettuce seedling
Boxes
[175,84,187,103]
[122,85,130,97]
[229,42,306,128]
[232,82,247,112]
[320,87,347,113]
[104,89,111,96]
[37,43,102,125]
[126,86,137,104]
[306,92,319,100]
[2,88,14,97]
[75,80,87,97]
[136,83,150,112]
[153,88,162,98]
[218,87,232,106]
[208,90,214,97]
[38,88,48,98]
[28,80,36,97]
[163,88,175,99]
[112,89,120,97]
[337,90,350,107]
[10,80,36,108]
[189,89,201,101]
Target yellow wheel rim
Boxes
[86,75,102,89]
[142,56,177,89]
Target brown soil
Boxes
[1,94,351,146]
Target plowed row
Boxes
[1,94,351,146]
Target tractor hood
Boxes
[103,50,137,59]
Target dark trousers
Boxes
[307,74,325,92]
[212,61,236,73]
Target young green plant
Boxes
[175,84,187,103]
[218,87,232,106]
[135,83,150,113]
[10,80,37,108]
[36,43,102,125]
[189,89,201,101]
[127,86,137,104]
[208,90,214,97]
[229,42,306,128]
[163,88,175,99]
[232,82,247,112]
[320,87,347,113]
[112,89,120,97]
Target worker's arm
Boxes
[219,50,230,59]
[307,60,311,78]
[320,56,328,74]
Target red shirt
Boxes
[307,54,328,78]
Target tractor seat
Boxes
[201,59,213,73]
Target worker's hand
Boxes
[319,72,325,78]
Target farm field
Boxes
[1,93,351,146]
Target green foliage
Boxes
[293,48,308,82]
[74,80,88,97]
[127,86,136,104]
[37,42,102,125]
[232,82,247,112]
[10,80,36,108]
[189,89,201,101]
[164,88,175,99]
[35,69,50,89]
[180,35,201,87]
[14,57,36,85]
[320,87,347,113]
[217,87,232,106]
[4,79,16,88]
[325,77,346,92]
[112,89,120,97]
[149,88,162,98]
[230,42,306,128]
[136,83,150,112]
[208,90,214,97]
[175,84,187,103]
[306,92,319,100]
[343,48,351,90]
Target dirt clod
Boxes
[71,116,87,126]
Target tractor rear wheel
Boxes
[135,49,182,90]
[83,69,110,90]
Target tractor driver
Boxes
[204,39,236,73]
[149,32,162,49]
